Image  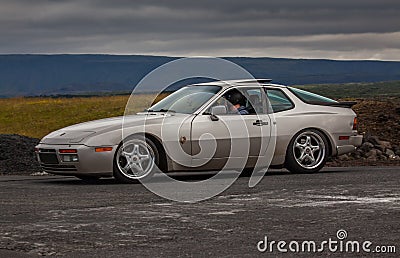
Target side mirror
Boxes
[211,105,227,115]
[209,105,227,121]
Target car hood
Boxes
[40,113,178,144]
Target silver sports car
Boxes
[35,79,363,182]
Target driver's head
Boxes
[225,90,245,106]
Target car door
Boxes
[190,87,271,169]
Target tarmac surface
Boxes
[0,167,399,257]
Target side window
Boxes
[265,89,294,113]
[242,88,266,114]
[208,87,266,115]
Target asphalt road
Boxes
[0,167,399,257]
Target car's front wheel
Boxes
[285,129,329,174]
[113,137,159,183]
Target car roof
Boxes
[192,79,288,89]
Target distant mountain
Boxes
[1,54,400,97]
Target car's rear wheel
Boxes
[285,129,328,174]
[113,137,159,183]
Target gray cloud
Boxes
[0,0,399,60]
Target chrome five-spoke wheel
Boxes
[286,129,328,173]
[114,137,158,182]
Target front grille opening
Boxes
[39,149,56,153]
[39,153,59,164]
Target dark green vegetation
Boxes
[295,81,400,99]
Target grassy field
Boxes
[0,95,155,138]
[1,81,400,139]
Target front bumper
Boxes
[35,143,117,176]
[336,135,363,156]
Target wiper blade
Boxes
[146,109,176,113]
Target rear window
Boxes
[289,87,337,104]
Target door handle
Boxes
[253,120,269,126]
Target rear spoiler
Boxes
[308,101,357,108]
[330,101,357,108]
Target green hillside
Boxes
[295,81,400,99]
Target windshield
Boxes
[148,85,221,114]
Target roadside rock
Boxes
[364,135,380,146]
[378,140,392,150]
[377,114,391,122]
[360,142,374,152]
[365,149,377,158]
[0,134,41,175]
[329,134,400,166]
[386,149,395,157]
[338,154,350,161]
[375,145,386,152]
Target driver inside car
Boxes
[224,90,249,115]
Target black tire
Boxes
[240,168,254,177]
[113,136,159,183]
[285,129,329,174]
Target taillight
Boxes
[352,117,358,130]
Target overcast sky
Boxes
[0,0,399,60]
